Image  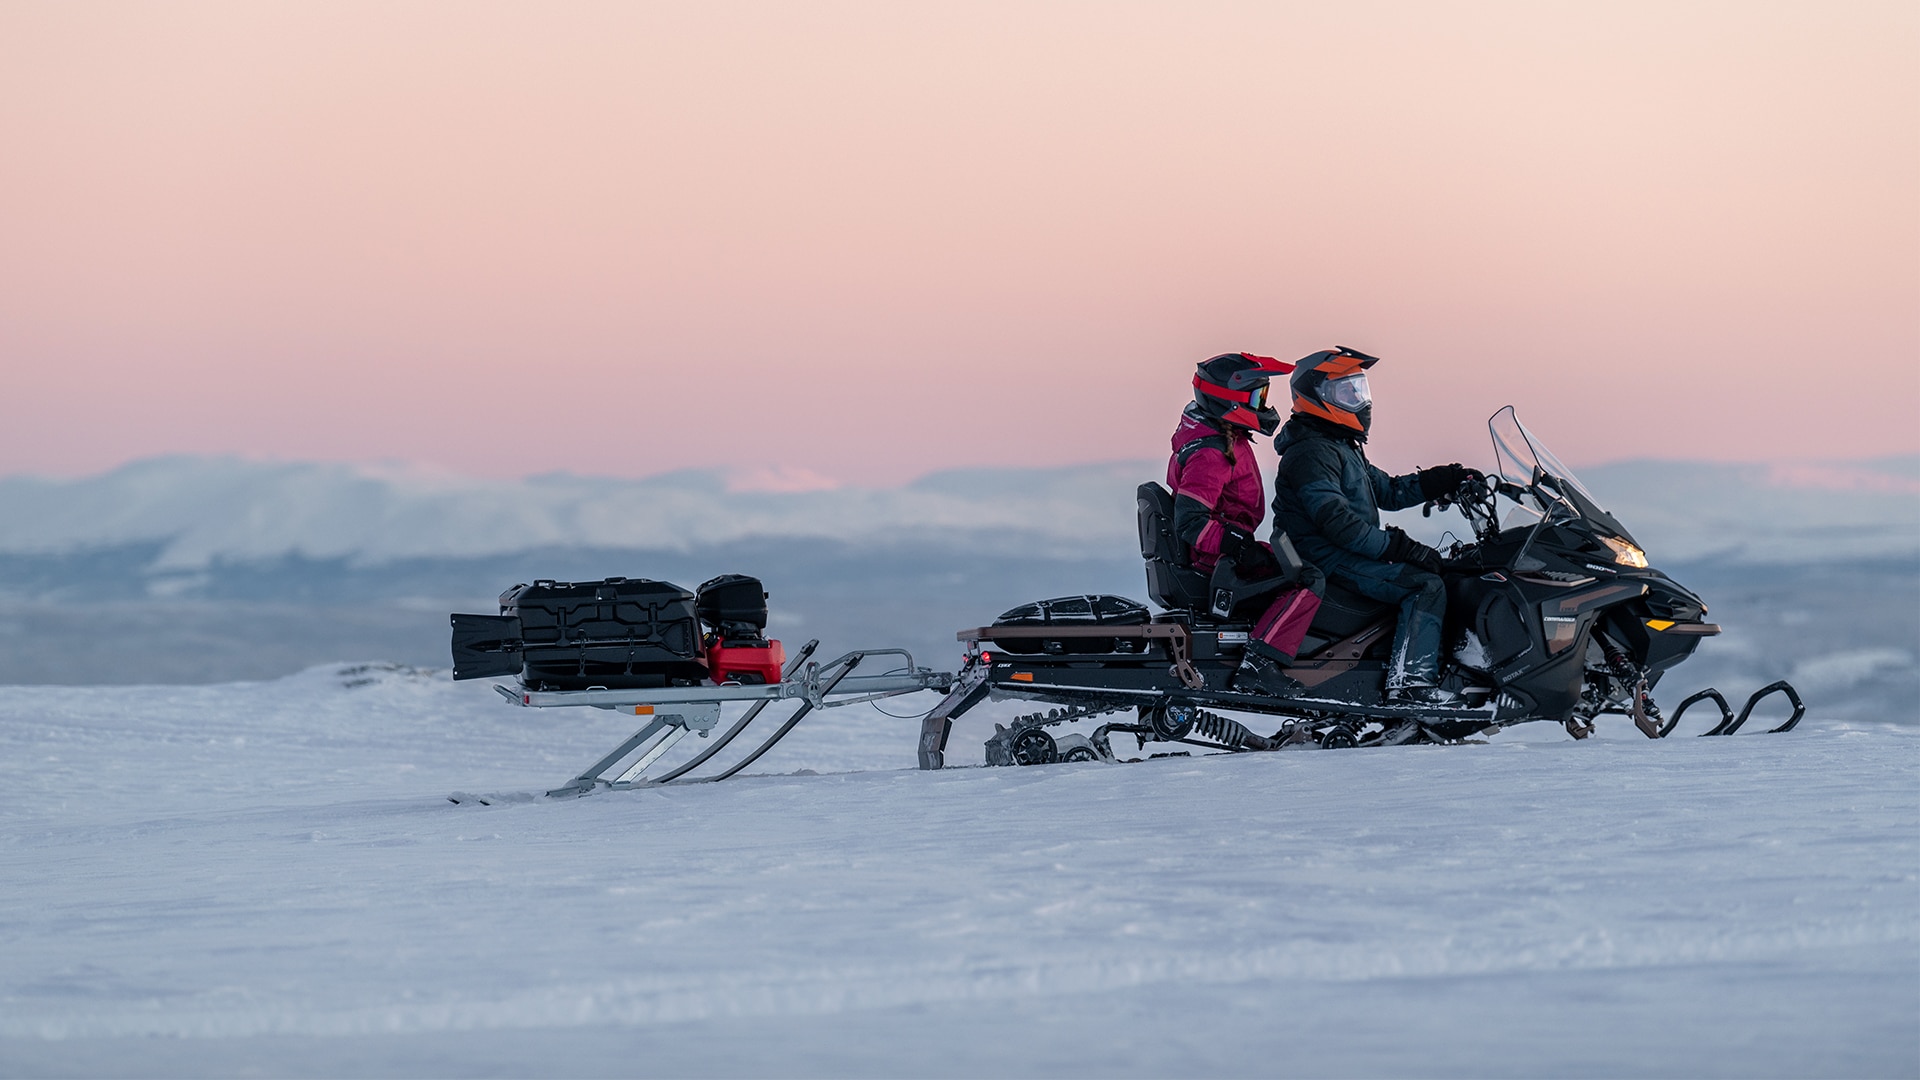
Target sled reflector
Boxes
[1645,618,1675,631]
[1011,672,1034,682]
[634,705,655,715]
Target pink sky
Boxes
[1,1,1914,485]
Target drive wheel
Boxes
[1009,728,1058,766]
[1318,724,1359,750]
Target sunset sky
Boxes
[1,1,1914,486]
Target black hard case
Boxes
[450,576,707,690]
[991,594,1150,655]
[695,574,770,641]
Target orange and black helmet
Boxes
[1193,352,1294,436]
[1289,345,1380,434]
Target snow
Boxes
[2,665,1915,1076]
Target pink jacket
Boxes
[1167,408,1266,572]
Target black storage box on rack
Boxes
[990,594,1150,655]
[450,576,707,690]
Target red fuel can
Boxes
[707,639,786,685]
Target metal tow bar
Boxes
[499,641,953,798]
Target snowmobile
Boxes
[915,407,1803,769]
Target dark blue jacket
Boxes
[1271,414,1425,564]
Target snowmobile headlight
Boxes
[1600,535,1648,568]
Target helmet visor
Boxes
[1324,372,1371,412]
[1245,382,1269,409]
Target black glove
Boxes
[1381,525,1444,573]
[1217,523,1258,561]
[1418,463,1484,501]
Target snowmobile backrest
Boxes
[1136,482,1210,611]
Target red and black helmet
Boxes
[1289,345,1381,434]
[1193,352,1294,436]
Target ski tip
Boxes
[450,790,539,806]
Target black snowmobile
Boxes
[915,407,1803,769]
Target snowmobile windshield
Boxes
[1488,406,1638,547]
[1323,373,1371,412]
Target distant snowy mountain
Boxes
[0,456,1911,694]
[0,454,1912,569]
[0,457,1146,568]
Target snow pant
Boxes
[1315,549,1445,689]
[1224,542,1326,666]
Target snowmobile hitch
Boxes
[1658,680,1806,738]
[481,640,954,798]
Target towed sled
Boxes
[914,407,1804,770]
[449,573,951,799]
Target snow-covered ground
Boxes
[1,665,1915,1077]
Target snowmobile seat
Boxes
[1136,482,1211,611]
[1299,578,1396,651]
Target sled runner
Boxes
[915,407,1806,769]
[500,642,952,798]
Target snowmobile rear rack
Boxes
[482,639,954,798]
[957,622,1206,689]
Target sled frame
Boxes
[497,641,954,797]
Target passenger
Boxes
[1173,353,1326,698]
[1271,346,1481,705]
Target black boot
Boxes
[1234,649,1304,698]
[1387,684,1460,706]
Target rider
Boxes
[1171,353,1326,697]
[1271,346,1481,705]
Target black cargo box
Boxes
[696,574,769,641]
[450,576,707,690]
[990,594,1149,655]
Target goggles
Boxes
[1323,372,1371,412]
[1194,376,1274,409]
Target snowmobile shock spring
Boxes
[1188,708,1262,751]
